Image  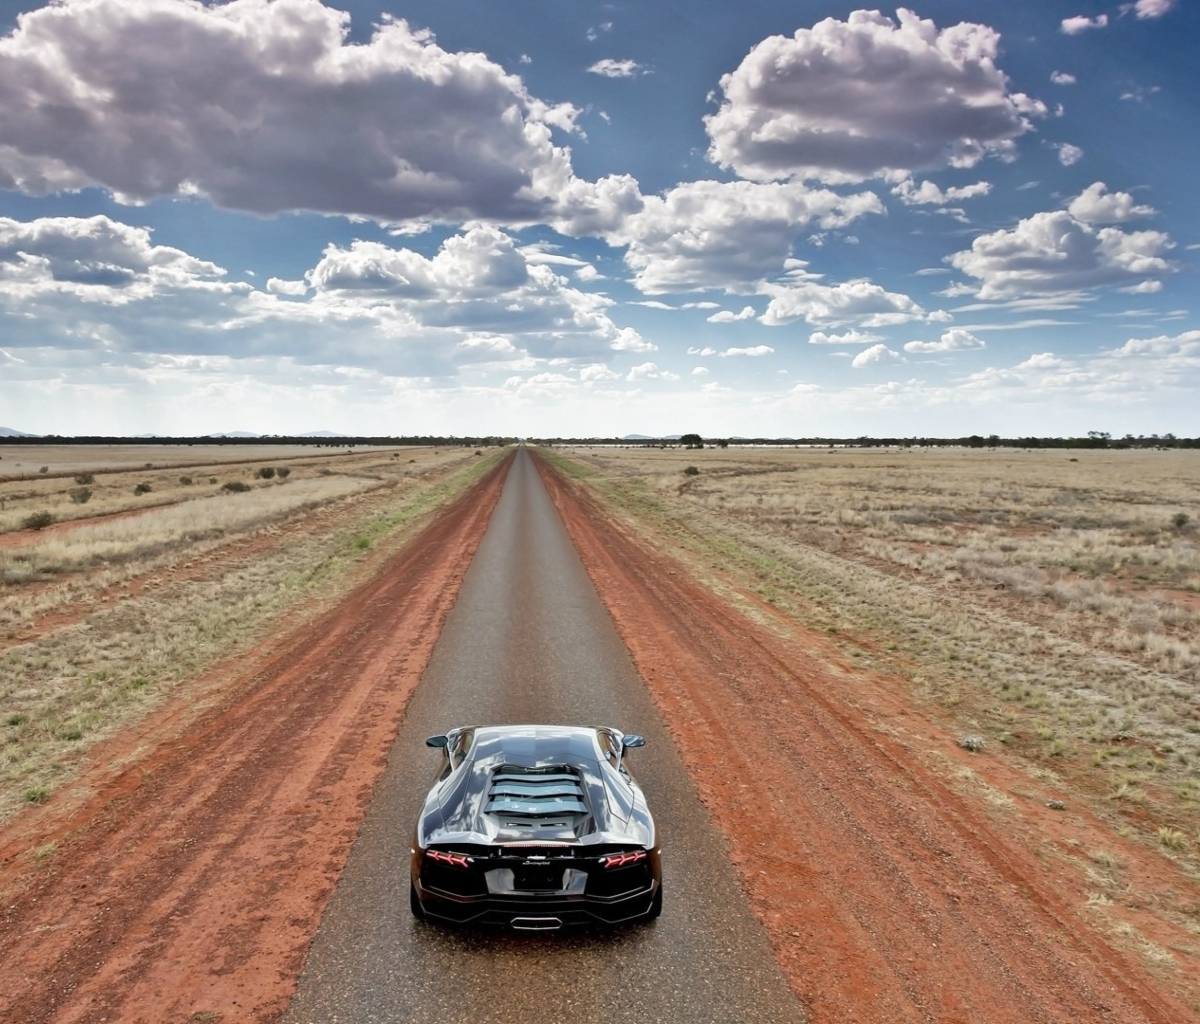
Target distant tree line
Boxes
[3,432,1197,450]
[0,435,519,448]
[531,432,1200,449]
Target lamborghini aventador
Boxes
[410,724,662,930]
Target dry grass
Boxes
[0,444,425,533]
[545,444,1200,863]
[0,445,503,822]
[1,476,378,579]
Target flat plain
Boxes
[2,440,1199,1023]
[0,442,494,823]
[547,443,1200,999]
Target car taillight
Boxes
[600,850,647,869]
[426,849,472,868]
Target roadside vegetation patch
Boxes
[542,444,1200,919]
[0,445,505,822]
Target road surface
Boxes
[283,447,807,1023]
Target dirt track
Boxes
[0,447,1196,1023]
[535,455,1197,1024]
[0,457,511,1023]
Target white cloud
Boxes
[0,216,644,375]
[266,278,309,296]
[612,179,882,293]
[851,343,903,368]
[692,366,709,375]
[1061,15,1109,34]
[579,363,619,382]
[588,59,644,78]
[760,268,927,328]
[0,0,605,226]
[610,327,656,352]
[947,209,1176,300]
[1111,330,1199,360]
[719,345,774,357]
[1119,279,1163,294]
[1120,84,1162,103]
[903,328,985,353]
[0,215,226,299]
[707,306,757,323]
[1054,143,1085,166]
[808,329,885,345]
[1051,71,1077,85]
[1067,182,1156,224]
[626,362,678,381]
[892,178,992,206]
[1018,352,1070,370]
[1123,0,1175,19]
[687,346,717,356]
[705,9,1045,185]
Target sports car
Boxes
[410,724,662,930]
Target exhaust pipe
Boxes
[511,916,563,932]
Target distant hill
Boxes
[0,427,36,437]
[622,433,683,441]
[299,430,348,438]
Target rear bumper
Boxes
[412,875,660,929]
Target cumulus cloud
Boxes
[0,0,616,226]
[851,343,902,368]
[0,214,229,300]
[707,306,757,323]
[1122,0,1175,19]
[1067,182,1156,224]
[1061,15,1109,34]
[719,345,774,357]
[1050,71,1077,85]
[892,178,992,206]
[1018,352,1071,370]
[760,265,928,327]
[588,59,644,78]
[687,346,717,356]
[611,179,882,293]
[0,215,643,374]
[626,361,678,381]
[1111,330,1198,360]
[579,363,619,382]
[947,208,1176,300]
[610,326,656,352]
[903,328,985,353]
[1054,143,1085,166]
[705,9,1046,185]
[808,329,885,345]
[266,278,309,297]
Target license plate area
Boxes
[514,862,564,890]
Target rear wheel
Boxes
[410,881,426,921]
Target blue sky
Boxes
[0,0,1196,438]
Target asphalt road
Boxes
[283,448,807,1024]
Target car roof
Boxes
[466,725,604,767]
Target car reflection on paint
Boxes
[410,724,662,931]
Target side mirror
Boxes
[426,735,449,748]
[622,734,646,750]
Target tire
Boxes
[410,881,426,921]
